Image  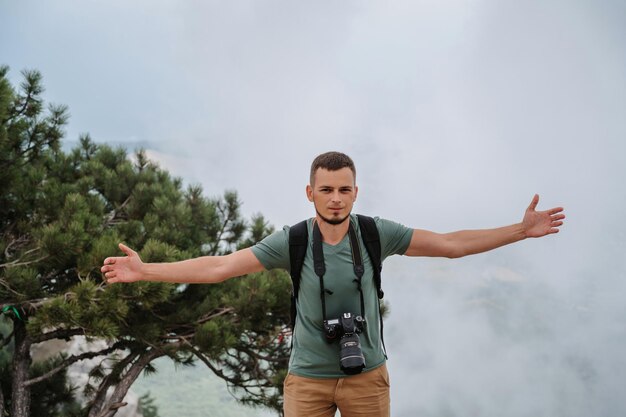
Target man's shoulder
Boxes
[355,214,404,232]
[250,226,292,270]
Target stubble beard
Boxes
[315,208,351,226]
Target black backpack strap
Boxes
[356,214,383,299]
[288,220,309,330]
[356,214,388,358]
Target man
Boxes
[101,151,565,417]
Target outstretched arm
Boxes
[404,194,565,258]
[100,244,265,284]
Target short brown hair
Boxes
[310,151,356,185]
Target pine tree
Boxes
[0,66,291,417]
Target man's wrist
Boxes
[139,262,154,282]
[514,222,528,240]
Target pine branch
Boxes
[209,202,231,256]
[0,254,49,269]
[158,307,236,339]
[3,235,31,259]
[0,279,27,298]
[1,298,50,314]
[195,307,235,325]
[8,81,36,120]
[24,340,129,387]
[185,341,235,383]
[9,128,54,170]
[103,194,132,228]
[185,342,262,391]
[0,239,46,270]
[209,195,241,256]
[19,246,41,258]
[31,327,85,344]
[237,344,288,364]
[24,298,50,311]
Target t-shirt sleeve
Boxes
[250,226,291,271]
[374,217,413,260]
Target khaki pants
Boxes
[283,364,390,417]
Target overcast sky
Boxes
[2,1,625,416]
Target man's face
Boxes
[306,167,358,225]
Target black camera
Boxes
[323,312,366,375]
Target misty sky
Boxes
[2,1,625,416]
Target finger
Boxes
[528,194,539,211]
[119,243,136,257]
[551,214,565,221]
[548,207,564,215]
[103,257,116,266]
[101,263,117,272]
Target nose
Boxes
[331,190,341,203]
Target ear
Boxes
[354,185,358,202]
[306,184,313,202]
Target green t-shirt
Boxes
[251,214,413,378]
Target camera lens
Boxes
[339,333,365,375]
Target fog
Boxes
[385,248,626,416]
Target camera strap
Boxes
[312,220,366,322]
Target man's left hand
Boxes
[522,194,565,238]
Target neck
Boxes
[314,214,351,245]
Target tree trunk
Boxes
[98,350,162,417]
[10,319,32,417]
[87,351,139,417]
[0,379,5,417]
[90,349,163,417]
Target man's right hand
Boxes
[101,245,265,284]
[101,243,144,284]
